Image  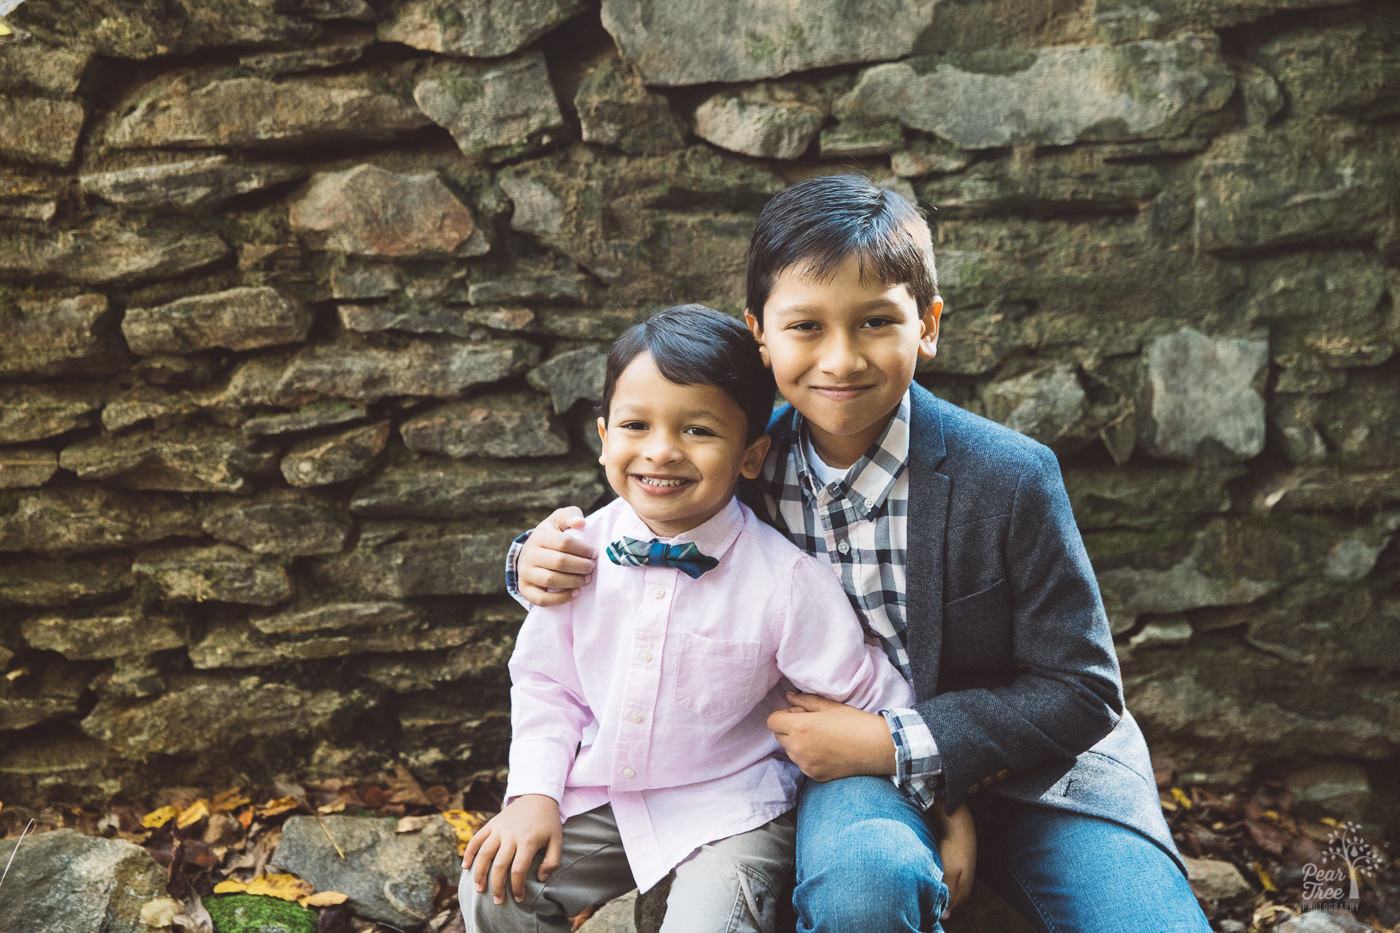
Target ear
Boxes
[744,310,771,368]
[596,416,608,465]
[738,433,771,480]
[918,297,944,360]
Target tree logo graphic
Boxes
[1302,821,1384,910]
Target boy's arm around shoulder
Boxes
[504,597,593,805]
[917,441,1124,810]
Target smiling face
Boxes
[747,253,942,469]
[598,352,770,538]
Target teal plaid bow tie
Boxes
[605,536,719,579]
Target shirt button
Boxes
[864,498,874,509]
[639,650,653,662]
[837,540,850,555]
[621,766,636,778]
[652,587,666,600]
[629,711,644,724]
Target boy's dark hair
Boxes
[602,304,776,444]
[745,174,939,327]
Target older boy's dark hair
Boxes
[602,304,775,444]
[745,174,939,326]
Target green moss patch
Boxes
[205,894,316,933]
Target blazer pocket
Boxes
[942,578,1012,671]
[670,631,765,723]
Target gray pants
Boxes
[462,805,796,933]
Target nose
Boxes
[818,330,866,378]
[643,430,683,463]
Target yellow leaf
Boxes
[256,796,301,818]
[317,800,346,815]
[1254,861,1278,893]
[244,873,315,902]
[142,805,178,829]
[1319,816,1339,827]
[213,880,248,894]
[300,891,350,908]
[442,810,490,854]
[212,788,251,812]
[177,799,210,829]
[0,22,12,38]
[1170,788,1192,810]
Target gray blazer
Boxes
[750,383,1183,872]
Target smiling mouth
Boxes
[633,475,692,488]
[811,385,872,398]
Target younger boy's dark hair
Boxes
[601,304,776,444]
[745,174,939,327]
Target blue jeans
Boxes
[794,776,1210,933]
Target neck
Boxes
[808,415,893,470]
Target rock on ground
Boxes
[270,814,461,929]
[0,829,165,933]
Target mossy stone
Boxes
[206,894,316,933]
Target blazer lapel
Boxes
[905,385,950,701]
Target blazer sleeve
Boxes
[916,443,1124,812]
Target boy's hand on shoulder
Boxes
[518,507,596,607]
[766,692,897,782]
[462,794,563,905]
[931,801,976,917]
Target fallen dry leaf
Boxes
[177,800,210,830]
[386,765,431,807]
[142,806,178,829]
[256,797,301,819]
[215,872,315,902]
[301,891,350,908]
[171,893,214,933]
[212,789,251,813]
[441,811,489,855]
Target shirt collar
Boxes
[614,495,745,562]
[793,390,910,518]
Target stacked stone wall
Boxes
[0,0,1396,806]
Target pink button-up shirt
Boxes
[505,496,914,891]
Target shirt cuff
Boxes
[504,530,532,609]
[505,738,576,807]
[880,707,943,810]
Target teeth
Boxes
[637,476,686,487]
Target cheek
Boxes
[768,357,802,388]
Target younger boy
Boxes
[463,305,974,933]
[510,178,1210,932]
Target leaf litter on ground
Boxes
[1,764,1396,931]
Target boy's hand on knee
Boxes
[765,692,897,781]
[518,507,595,607]
[463,795,563,905]
[932,801,976,916]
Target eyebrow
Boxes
[611,403,727,422]
[770,297,906,316]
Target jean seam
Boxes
[1005,857,1059,933]
[732,862,777,933]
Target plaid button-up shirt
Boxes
[756,391,942,809]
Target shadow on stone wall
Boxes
[0,0,1397,814]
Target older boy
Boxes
[465,305,972,933]
[510,177,1210,932]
